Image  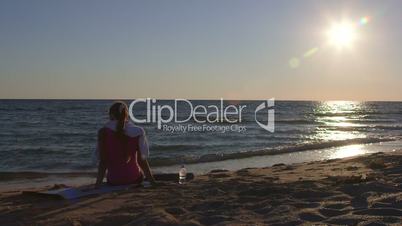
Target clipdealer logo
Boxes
[128,98,275,133]
[254,99,275,132]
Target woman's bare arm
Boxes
[137,151,155,183]
[95,129,107,187]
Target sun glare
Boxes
[327,22,357,49]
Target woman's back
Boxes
[100,128,142,185]
[95,101,154,188]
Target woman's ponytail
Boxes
[116,103,127,139]
[109,101,130,162]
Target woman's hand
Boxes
[95,129,107,189]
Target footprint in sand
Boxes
[325,217,361,225]
[164,207,187,215]
[198,215,233,226]
[323,202,349,209]
[298,212,325,222]
[354,208,402,217]
[319,207,350,217]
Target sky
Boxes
[0,0,401,101]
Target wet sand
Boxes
[1,150,402,225]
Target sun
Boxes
[327,21,357,49]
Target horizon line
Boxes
[0,98,401,103]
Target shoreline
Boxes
[1,140,402,192]
[1,149,402,225]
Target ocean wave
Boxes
[373,125,402,130]
[151,144,205,151]
[323,124,402,131]
[149,137,395,167]
[2,147,56,155]
[276,119,317,124]
[347,119,397,123]
[317,126,366,132]
[0,147,81,156]
[312,112,357,117]
[363,111,402,115]
[316,124,402,132]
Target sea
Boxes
[0,100,402,176]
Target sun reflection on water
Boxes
[312,101,366,141]
[330,144,365,159]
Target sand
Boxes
[1,150,402,226]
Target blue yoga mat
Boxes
[22,173,194,200]
[23,183,133,200]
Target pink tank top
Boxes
[101,128,143,185]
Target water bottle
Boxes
[179,165,187,184]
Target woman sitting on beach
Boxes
[95,101,155,187]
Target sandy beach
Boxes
[2,0,402,225]
[1,150,402,226]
